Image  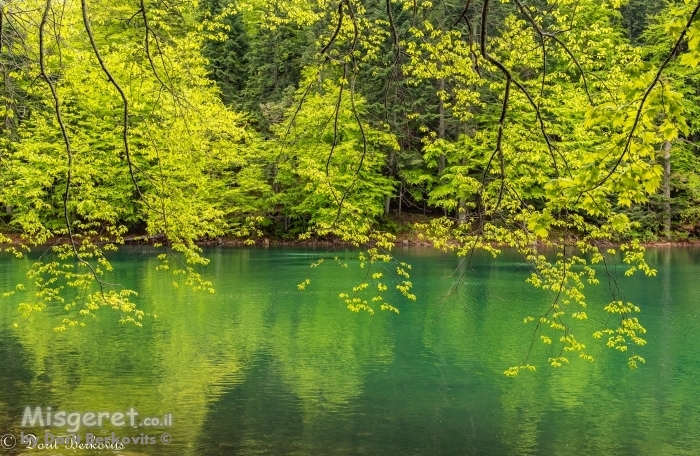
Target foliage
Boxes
[0,0,267,329]
[1,0,700,373]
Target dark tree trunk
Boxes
[662,141,671,239]
[438,78,446,174]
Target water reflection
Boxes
[0,247,698,455]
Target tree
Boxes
[0,0,269,329]
[201,0,250,107]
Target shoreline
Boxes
[2,232,700,250]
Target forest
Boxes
[0,0,699,372]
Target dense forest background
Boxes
[1,0,699,249]
[200,0,700,243]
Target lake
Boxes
[0,246,699,455]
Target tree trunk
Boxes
[476,192,484,232]
[458,158,467,225]
[386,88,398,216]
[457,199,467,225]
[438,78,446,175]
[662,140,671,240]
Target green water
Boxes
[0,246,699,455]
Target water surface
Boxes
[0,246,698,455]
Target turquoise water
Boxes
[0,246,699,455]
